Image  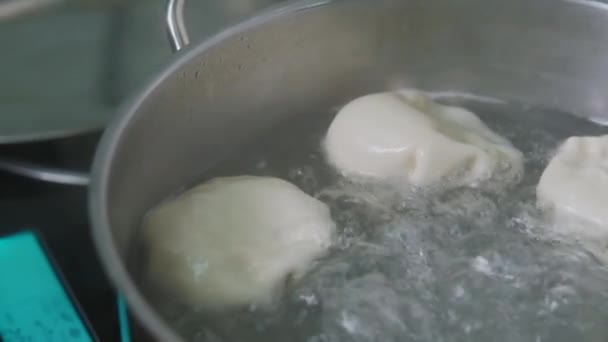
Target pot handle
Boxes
[0,158,89,186]
[166,0,189,52]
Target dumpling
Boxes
[324,91,523,188]
[141,176,335,311]
[537,135,608,241]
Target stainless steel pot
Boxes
[90,0,608,340]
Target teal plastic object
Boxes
[0,230,95,342]
[117,296,131,342]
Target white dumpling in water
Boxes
[141,176,334,311]
[537,135,608,242]
[324,91,524,188]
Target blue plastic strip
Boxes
[117,296,131,342]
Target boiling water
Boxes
[143,96,608,342]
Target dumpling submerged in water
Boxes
[537,135,608,256]
[324,90,524,188]
[140,176,335,311]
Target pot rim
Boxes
[88,0,608,340]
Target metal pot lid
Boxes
[0,0,277,144]
[0,3,112,144]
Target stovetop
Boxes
[0,133,121,341]
[0,135,118,340]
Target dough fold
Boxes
[324,91,523,188]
